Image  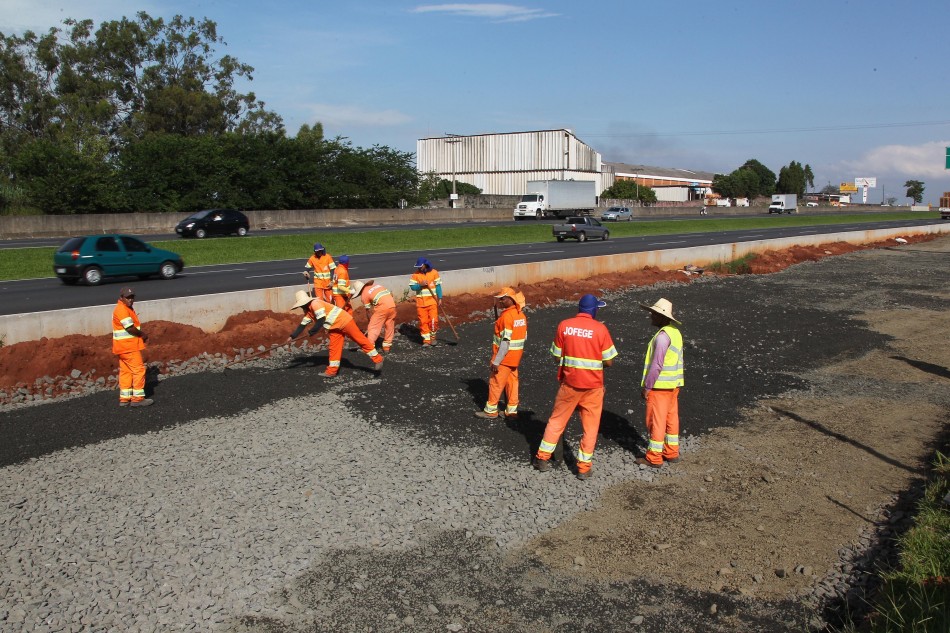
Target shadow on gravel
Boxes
[228,530,814,633]
[771,408,918,474]
[889,355,950,380]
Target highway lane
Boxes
[0,218,941,316]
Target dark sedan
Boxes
[175,209,250,238]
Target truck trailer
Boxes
[768,194,798,214]
[513,180,597,220]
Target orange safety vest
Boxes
[410,269,441,307]
[304,253,336,290]
[492,305,527,367]
[299,298,353,331]
[112,300,145,355]
[332,265,351,297]
[363,283,395,310]
[549,313,618,389]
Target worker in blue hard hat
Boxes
[409,257,442,346]
[331,254,354,314]
[303,242,336,302]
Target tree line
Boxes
[0,12,428,214]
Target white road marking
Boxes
[245,271,300,279]
[184,268,248,274]
[649,240,687,245]
[504,250,564,256]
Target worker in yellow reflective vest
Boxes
[637,297,684,468]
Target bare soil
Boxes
[2,233,948,632]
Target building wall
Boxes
[416,129,602,195]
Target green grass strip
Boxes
[1,212,939,281]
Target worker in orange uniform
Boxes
[287,290,384,378]
[533,294,617,480]
[474,287,527,420]
[637,298,684,468]
[409,257,441,346]
[351,279,397,353]
[302,243,336,302]
[112,287,153,407]
[331,254,353,314]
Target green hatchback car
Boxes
[53,234,185,286]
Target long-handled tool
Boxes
[428,283,459,341]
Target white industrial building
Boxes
[603,162,716,202]
[416,129,602,196]
[416,129,718,202]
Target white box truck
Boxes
[513,180,597,220]
[768,194,798,214]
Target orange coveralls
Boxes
[299,298,382,375]
[535,313,618,474]
[359,282,397,352]
[482,305,527,417]
[304,253,336,302]
[410,269,441,344]
[112,300,147,404]
[331,264,353,314]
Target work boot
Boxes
[119,401,130,407]
[473,411,498,420]
[576,470,592,481]
[504,412,519,420]
[319,371,339,378]
[374,357,384,374]
[665,456,681,464]
[635,457,662,469]
[532,457,552,472]
[130,398,154,407]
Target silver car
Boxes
[600,206,632,221]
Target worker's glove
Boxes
[301,271,310,279]
[289,324,306,339]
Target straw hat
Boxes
[351,279,372,298]
[639,297,681,324]
[291,290,313,310]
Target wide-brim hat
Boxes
[494,286,526,310]
[351,279,372,298]
[640,297,681,324]
[291,290,313,310]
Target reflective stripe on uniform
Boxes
[538,439,557,454]
[562,355,603,371]
[577,447,594,463]
[113,329,136,340]
[665,434,679,447]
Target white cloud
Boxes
[303,103,412,127]
[411,4,558,22]
[842,140,950,179]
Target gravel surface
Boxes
[1,236,948,632]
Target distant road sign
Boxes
[945,146,949,169]
[840,183,858,193]
[855,177,877,187]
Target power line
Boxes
[581,120,950,138]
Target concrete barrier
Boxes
[2,223,946,346]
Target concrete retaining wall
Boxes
[3,223,946,346]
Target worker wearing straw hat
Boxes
[637,297,684,468]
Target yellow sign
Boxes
[840,182,858,193]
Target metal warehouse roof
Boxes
[603,161,719,183]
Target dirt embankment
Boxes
[0,236,932,406]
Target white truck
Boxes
[513,180,597,220]
[768,194,798,214]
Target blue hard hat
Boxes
[313,242,325,252]
[414,257,430,268]
[337,255,350,265]
[578,294,606,316]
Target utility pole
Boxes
[444,134,462,209]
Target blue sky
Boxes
[4,1,950,204]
